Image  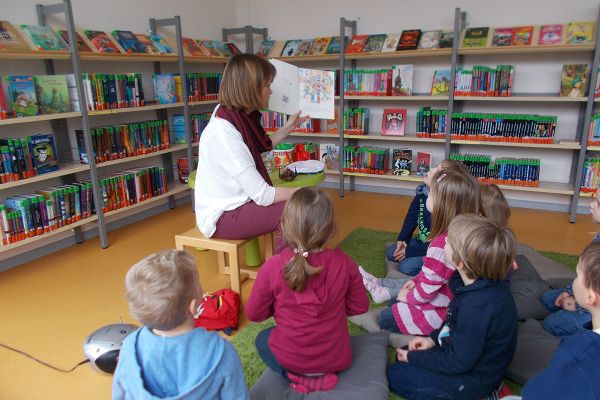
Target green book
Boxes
[20,24,68,50]
[34,75,71,114]
[462,27,489,48]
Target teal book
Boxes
[34,75,71,114]
[153,74,176,104]
[20,24,68,50]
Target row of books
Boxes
[454,65,515,97]
[184,73,222,102]
[587,113,600,147]
[173,112,212,144]
[450,113,557,144]
[342,146,390,175]
[1,134,58,183]
[449,153,541,187]
[75,120,170,165]
[416,108,448,139]
[581,157,600,193]
[0,20,241,57]
[463,22,594,48]
[0,183,94,246]
[82,73,145,111]
[97,166,168,213]
[391,149,431,176]
[261,111,321,133]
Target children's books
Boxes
[381,33,401,52]
[29,134,59,174]
[270,41,286,57]
[111,30,145,53]
[392,148,412,176]
[134,34,159,54]
[319,143,340,170]
[173,114,186,144]
[257,39,275,56]
[0,21,30,51]
[538,24,563,45]
[439,31,454,48]
[325,109,339,133]
[560,64,590,97]
[21,25,68,51]
[34,75,71,114]
[391,65,413,96]
[326,36,348,54]
[198,40,221,57]
[310,37,332,55]
[84,30,121,53]
[57,30,92,52]
[397,30,421,50]
[281,39,302,57]
[430,70,452,96]
[148,32,174,54]
[295,39,314,56]
[381,109,407,136]
[566,22,595,44]
[226,42,241,55]
[211,41,232,57]
[416,151,431,176]
[418,30,441,49]
[181,37,204,56]
[363,34,387,53]
[153,74,177,104]
[511,26,534,46]
[462,27,489,47]
[268,59,335,119]
[345,35,369,53]
[491,27,513,47]
[8,75,38,117]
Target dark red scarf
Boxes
[215,105,273,185]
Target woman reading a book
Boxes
[194,54,304,252]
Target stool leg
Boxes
[264,232,274,259]
[229,250,242,295]
[217,252,226,275]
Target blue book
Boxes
[29,134,59,174]
[173,114,187,144]
[148,32,173,54]
[111,30,145,53]
[153,74,176,104]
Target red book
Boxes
[511,26,534,46]
[397,30,422,50]
[345,35,369,53]
[381,109,407,136]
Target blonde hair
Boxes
[429,169,480,240]
[579,242,600,294]
[447,214,516,281]
[281,187,335,292]
[125,250,200,330]
[440,159,470,176]
[480,183,511,227]
[219,53,276,111]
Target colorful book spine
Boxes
[261,111,321,133]
[185,72,222,102]
[454,65,515,97]
[449,153,540,187]
[581,157,600,193]
[0,137,39,184]
[81,73,145,111]
[587,113,600,146]
[343,69,393,96]
[343,108,370,135]
[342,146,389,175]
[416,107,448,139]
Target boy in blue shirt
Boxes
[112,250,248,400]
[523,242,600,400]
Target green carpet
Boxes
[232,227,578,398]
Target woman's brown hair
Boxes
[281,187,336,292]
[429,169,480,240]
[219,53,276,111]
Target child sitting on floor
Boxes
[386,159,470,276]
[113,250,248,399]
[523,241,600,399]
[245,187,369,393]
[388,214,518,400]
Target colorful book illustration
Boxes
[268,59,335,119]
[29,134,59,174]
[112,30,145,53]
[319,143,340,170]
[511,26,534,46]
[566,22,595,44]
[20,24,68,51]
[393,148,412,176]
[397,29,421,50]
[134,34,159,54]
[363,34,387,53]
[0,21,31,51]
[281,39,302,57]
[210,41,231,57]
[381,109,407,136]
[345,35,369,53]
[491,27,513,47]
[538,24,563,45]
[181,37,204,56]
[257,39,275,56]
[173,114,186,144]
[310,37,332,55]
[462,27,489,48]
[84,30,121,53]
[381,33,401,52]
[430,70,452,96]
[153,74,177,104]
[200,40,223,57]
[295,39,314,56]
[148,32,174,54]
[34,75,71,114]
[391,64,413,96]
[326,36,348,54]
[57,30,92,52]
[8,75,38,117]
[439,31,454,48]
[416,151,432,176]
[269,40,286,57]
[226,42,241,55]
[559,64,590,97]
[418,30,441,49]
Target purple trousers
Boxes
[213,200,287,253]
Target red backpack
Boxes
[194,289,241,334]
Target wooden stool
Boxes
[175,227,274,295]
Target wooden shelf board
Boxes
[272,54,340,62]
[588,146,600,151]
[189,100,219,106]
[0,215,98,254]
[497,181,574,195]
[88,103,183,115]
[0,112,82,126]
[95,144,188,168]
[0,163,90,190]
[338,95,449,101]
[458,44,595,55]
[0,50,71,60]
[452,140,580,150]
[185,56,229,63]
[580,192,594,198]
[289,132,446,143]
[80,53,178,62]
[103,183,190,218]
[343,171,425,182]
[455,95,588,102]
[347,48,452,59]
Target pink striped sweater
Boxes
[391,232,455,335]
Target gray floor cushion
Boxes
[249,332,390,400]
[511,255,552,320]
[505,319,560,385]
[516,243,575,286]
[384,242,414,280]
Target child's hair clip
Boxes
[293,247,309,258]
[436,173,447,183]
